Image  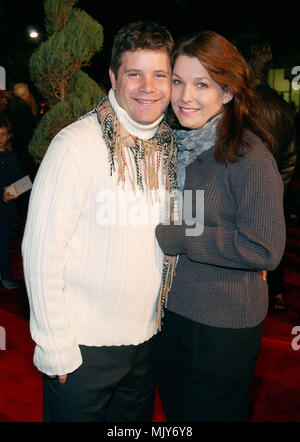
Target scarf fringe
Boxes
[156,254,177,331]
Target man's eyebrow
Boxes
[124,69,141,72]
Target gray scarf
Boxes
[175,112,222,191]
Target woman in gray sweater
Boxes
[155,31,286,422]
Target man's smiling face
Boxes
[109,49,172,124]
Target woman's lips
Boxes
[179,106,199,113]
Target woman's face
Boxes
[171,55,232,129]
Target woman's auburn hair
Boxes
[172,30,275,163]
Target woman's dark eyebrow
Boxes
[172,72,210,82]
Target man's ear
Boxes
[109,68,116,91]
[223,90,233,104]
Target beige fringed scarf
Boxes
[85,95,178,331]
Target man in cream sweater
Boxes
[22,21,177,422]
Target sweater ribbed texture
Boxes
[157,131,286,328]
[22,92,167,376]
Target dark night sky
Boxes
[1,0,299,89]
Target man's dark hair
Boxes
[110,21,173,78]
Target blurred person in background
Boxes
[0,115,23,290]
[13,83,39,120]
[235,33,297,312]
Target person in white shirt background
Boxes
[22,21,177,422]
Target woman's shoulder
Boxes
[239,130,277,165]
[226,130,280,183]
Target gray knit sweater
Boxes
[155,131,286,328]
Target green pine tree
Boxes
[29,0,105,161]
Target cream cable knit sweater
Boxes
[22,90,167,376]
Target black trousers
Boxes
[158,310,264,422]
[267,253,285,296]
[43,334,159,422]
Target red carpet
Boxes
[0,219,299,422]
